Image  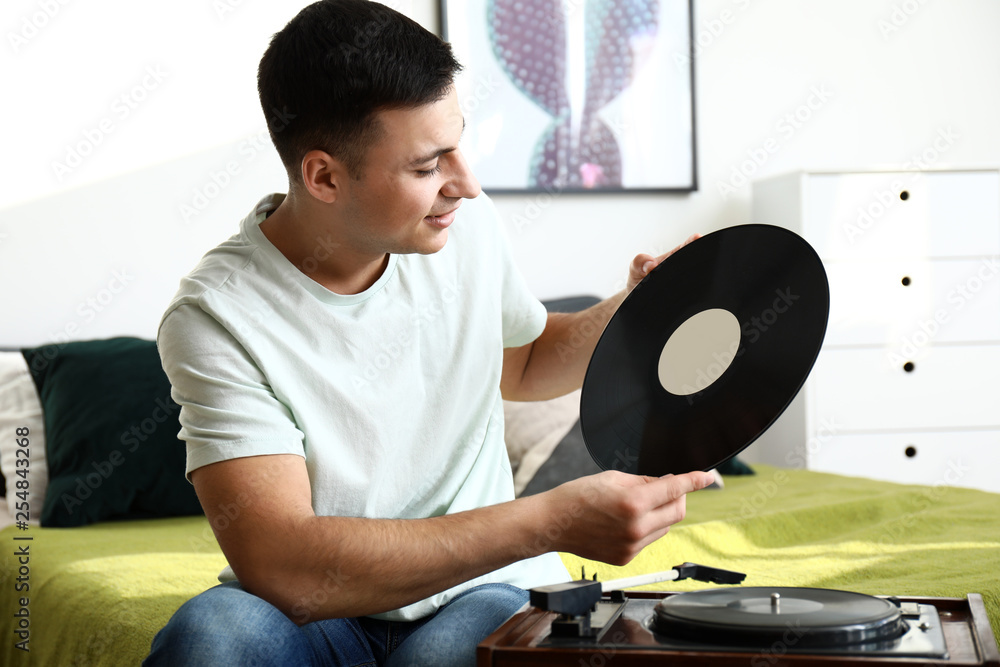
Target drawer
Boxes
[823,257,1000,346]
[806,430,1000,493]
[808,345,1000,432]
[802,170,1000,260]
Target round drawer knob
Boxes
[903,361,915,373]
[905,445,917,458]
[901,276,911,286]
[900,190,910,201]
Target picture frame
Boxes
[440,0,697,194]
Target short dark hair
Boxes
[258,0,462,182]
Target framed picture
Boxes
[440,0,696,193]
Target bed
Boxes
[2,468,998,665]
[1,331,999,666]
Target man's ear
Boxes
[300,149,347,203]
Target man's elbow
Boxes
[227,531,373,624]
[234,558,335,625]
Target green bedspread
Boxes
[2,465,998,665]
[1,516,228,666]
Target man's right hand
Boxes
[538,469,716,566]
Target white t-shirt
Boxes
[158,192,570,621]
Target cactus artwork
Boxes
[487,0,661,190]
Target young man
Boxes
[145,1,711,664]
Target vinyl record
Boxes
[580,224,829,476]
[652,587,906,647]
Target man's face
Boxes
[337,86,482,257]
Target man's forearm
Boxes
[199,453,713,626]
[240,491,559,624]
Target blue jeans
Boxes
[143,581,527,666]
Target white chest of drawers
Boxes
[749,169,1000,493]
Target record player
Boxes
[477,563,1000,665]
[478,226,1000,665]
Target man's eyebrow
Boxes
[407,146,456,167]
[407,118,466,167]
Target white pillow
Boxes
[503,389,581,496]
[0,352,48,527]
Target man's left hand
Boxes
[626,233,700,292]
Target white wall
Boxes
[1,0,998,346]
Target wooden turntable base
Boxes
[477,591,1000,666]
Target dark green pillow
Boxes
[21,338,201,527]
[717,456,755,476]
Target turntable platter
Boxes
[653,587,907,647]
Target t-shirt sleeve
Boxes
[478,195,548,348]
[158,303,306,480]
